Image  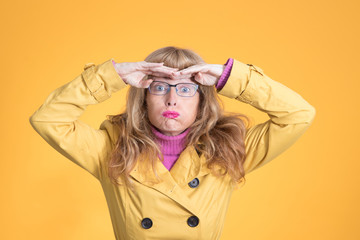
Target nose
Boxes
[165,86,177,106]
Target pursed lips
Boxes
[162,111,180,119]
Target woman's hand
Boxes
[114,61,179,88]
[172,63,225,86]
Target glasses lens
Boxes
[149,82,168,95]
[176,83,197,97]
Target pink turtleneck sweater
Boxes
[112,58,234,170]
[151,125,190,170]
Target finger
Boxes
[148,68,179,75]
[170,72,192,79]
[178,65,204,75]
[141,62,164,69]
[195,72,202,82]
[147,72,176,78]
[141,65,178,74]
[139,79,154,88]
[152,65,179,72]
[170,71,181,79]
[179,69,202,76]
[142,68,176,75]
[144,61,164,66]
[174,72,194,79]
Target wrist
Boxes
[215,65,226,85]
[112,60,128,84]
[112,60,119,74]
[216,58,233,90]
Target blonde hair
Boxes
[106,46,250,190]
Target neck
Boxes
[150,125,190,170]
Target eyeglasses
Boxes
[148,81,199,97]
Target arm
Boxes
[29,59,127,180]
[217,59,316,175]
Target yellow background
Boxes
[1,0,359,239]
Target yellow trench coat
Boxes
[29,58,316,240]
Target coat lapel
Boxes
[170,144,212,185]
[129,144,212,216]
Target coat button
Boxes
[188,178,199,188]
[187,216,199,227]
[141,218,153,229]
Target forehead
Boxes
[151,77,196,84]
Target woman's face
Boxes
[145,77,200,136]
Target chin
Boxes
[161,126,181,133]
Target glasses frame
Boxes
[148,81,199,97]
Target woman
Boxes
[29,46,316,240]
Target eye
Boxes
[180,87,190,92]
[155,85,165,91]
[151,82,168,92]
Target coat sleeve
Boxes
[217,59,316,175]
[29,59,128,180]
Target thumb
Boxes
[142,79,154,88]
[195,72,201,81]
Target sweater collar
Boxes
[150,125,190,155]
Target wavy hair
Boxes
[106,46,250,190]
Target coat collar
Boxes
[129,144,212,216]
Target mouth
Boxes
[162,111,180,119]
